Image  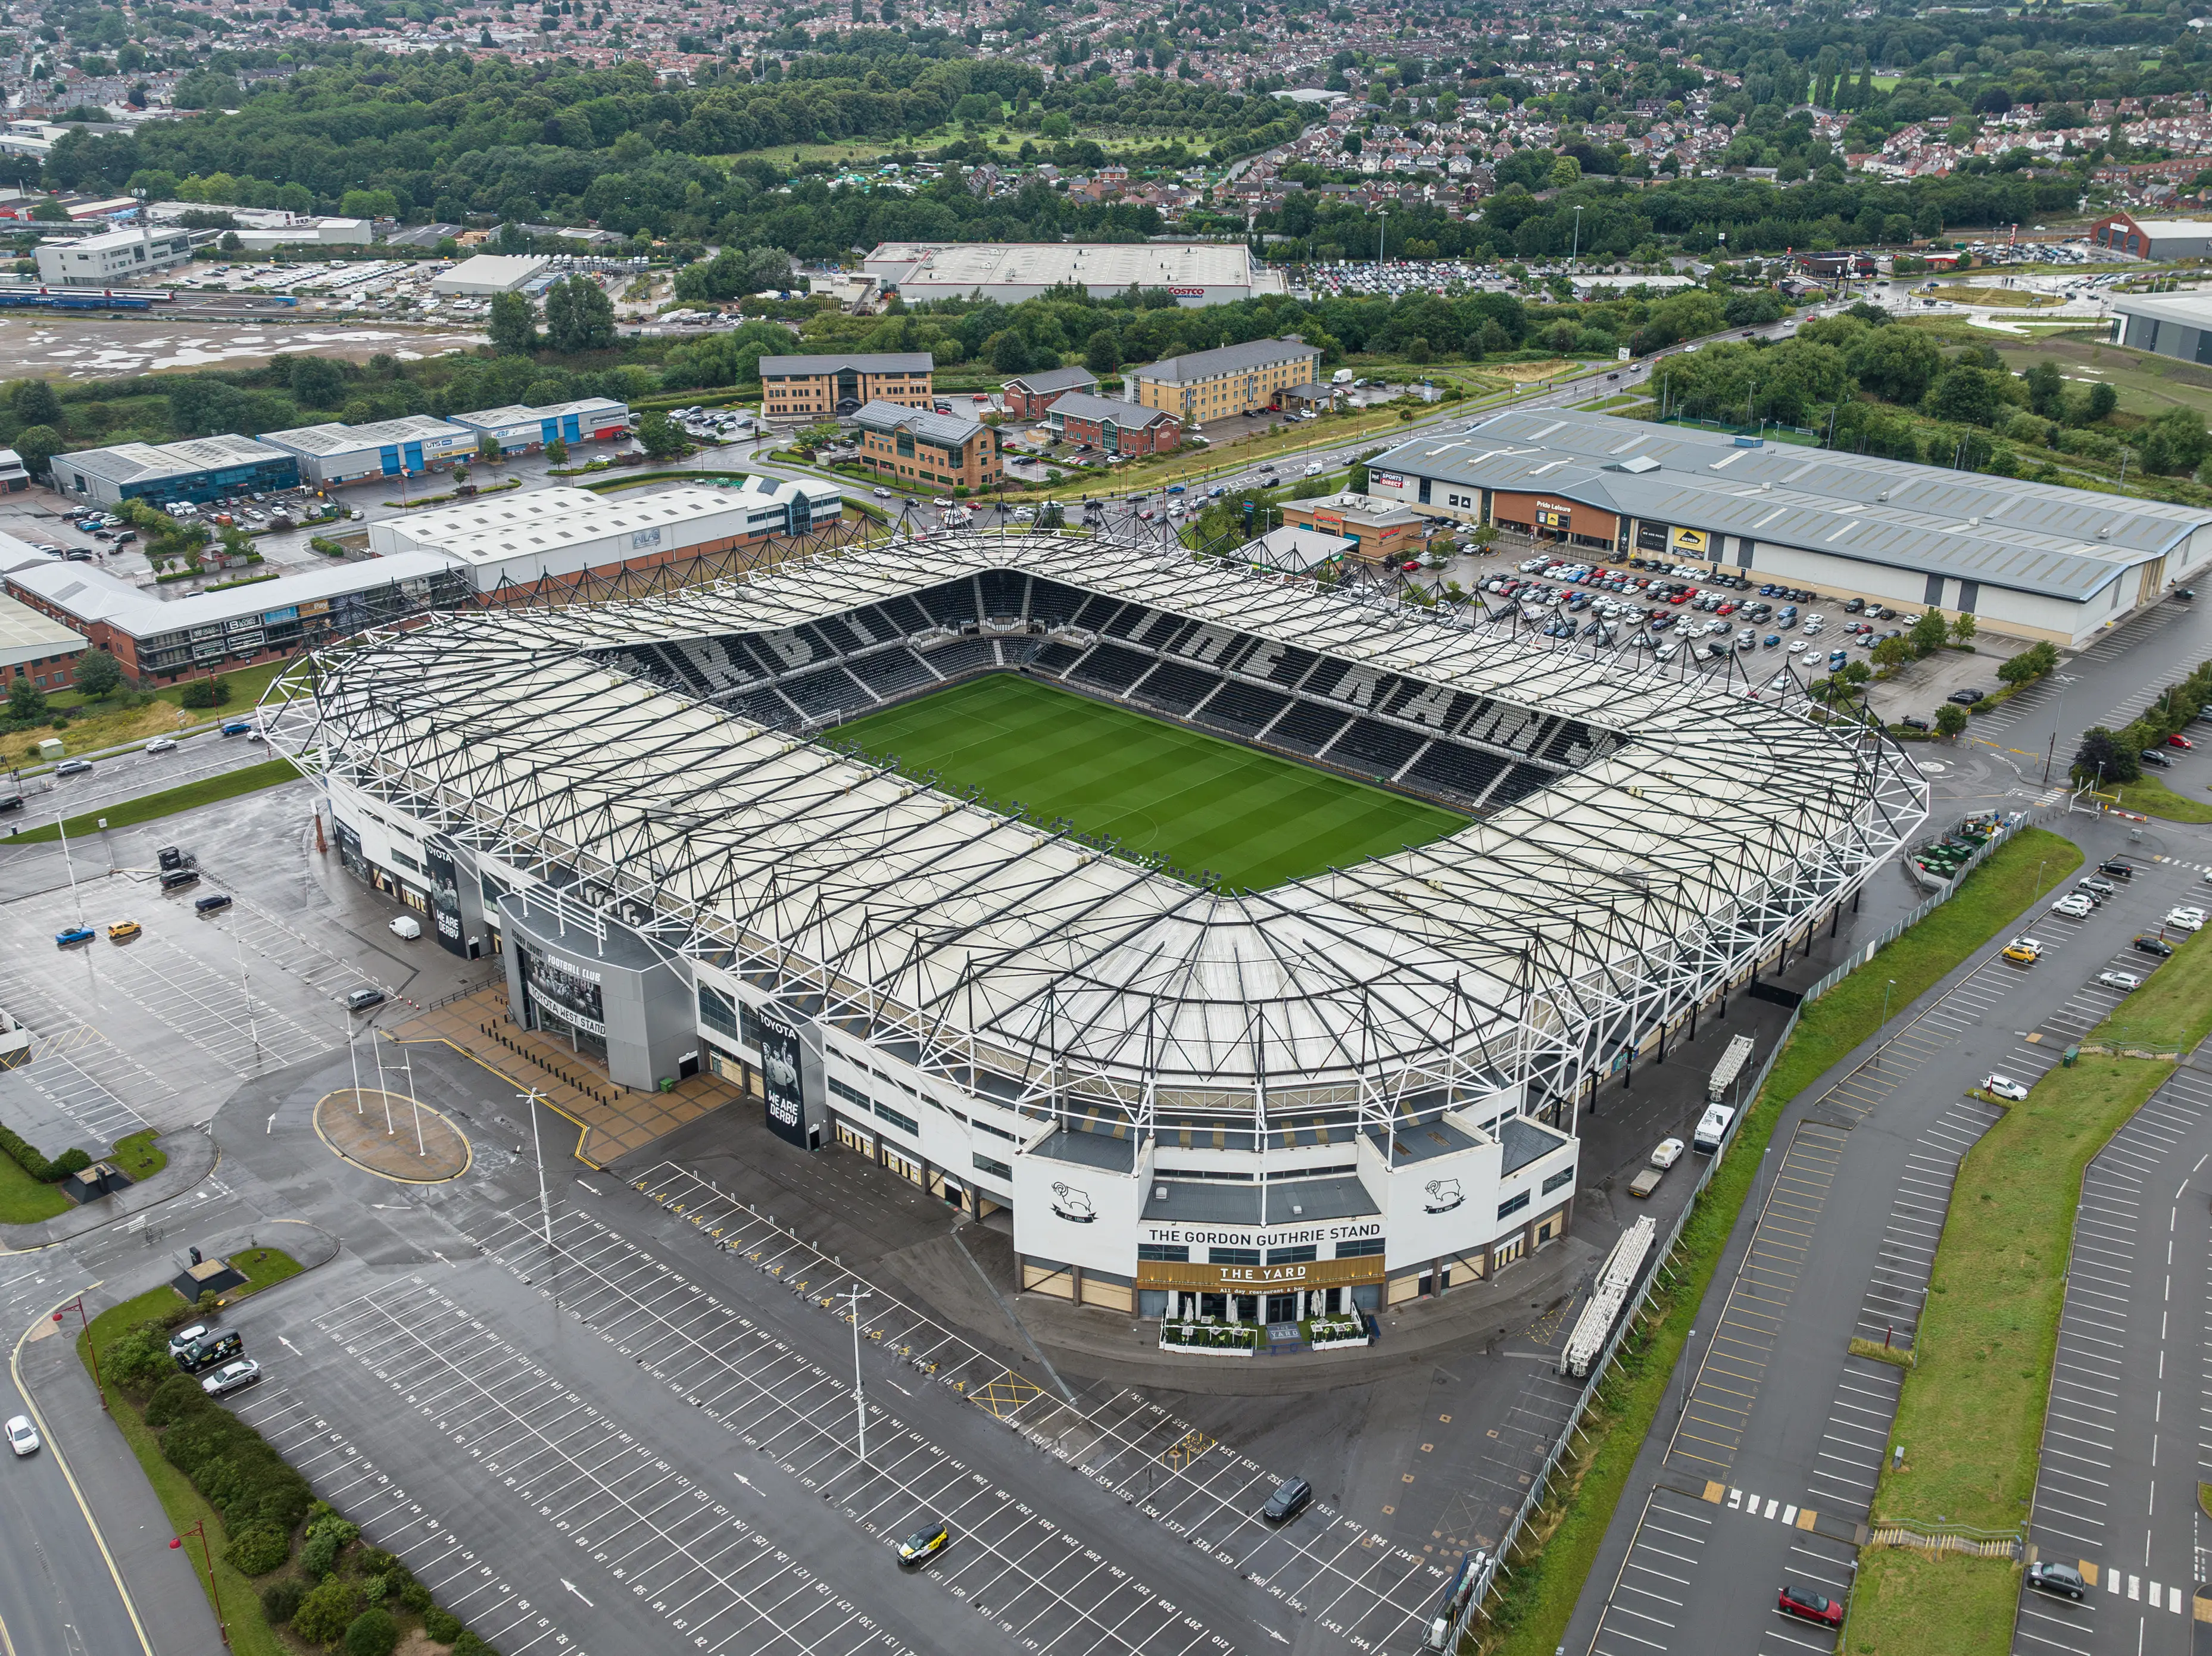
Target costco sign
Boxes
[1168,287,1208,297]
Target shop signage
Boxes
[1536,499,1572,530]
[1140,1221,1381,1250]
[1670,527,1709,555]
[1169,287,1206,297]
[1137,1254,1386,1291]
[1371,471,1404,489]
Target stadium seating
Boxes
[595,564,1594,818]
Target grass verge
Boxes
[1481,827,2075,1655]
[1849,1335,1917,1368]
[78,1288,285,1656]
[1847,1550,2020,1656]
[2088,921,2212,1052]
[2111,772,2212,823]
[5,758,302,843]
[108,1129,167,1183]
[230,1246,301,1293]
[0,1144,68,1223]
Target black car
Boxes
[1899,715,1931,732]
[192,893,233,914]
[2026,1560,2087,1600]
[1261,1476,1312,1524]
[2134,934,2175,958]
[1947,688,1986,705]
[2100,860,2135,880]
[2141,748,2174,769]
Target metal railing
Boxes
[1444,811,2034,1648]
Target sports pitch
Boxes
[831,674,1468,891]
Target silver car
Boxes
[201,1358,262,1398]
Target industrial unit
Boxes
[257,414,476,485]
[261,536,1923,1327]
[448,398,629,454]
[865,242,1287,307]
[2108,290,2212,365]
[34,223,198,287]
[53,434,299,508]
[429,254,550,295]
[2086,210,2212,260]
[1366,411,2212,645]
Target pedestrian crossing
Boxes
[1703,1483,1818,1529]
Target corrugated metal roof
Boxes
[56,434,295,488]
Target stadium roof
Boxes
[1378,411,2208,599]
[263,536,1923,1126]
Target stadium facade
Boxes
[263,537,1924,1327]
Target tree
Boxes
[1934,702,1968,739]
[1908,610,1948,657]
[73,649,121,699]
[543,276,616,354]
[487,292,538,355]
[476,432,502,463]
[1083,329,1121,375]
[545,436,567,465]
[5,678,46,722]
[2072,724,2137,786]
[1949,613,1977,646]
[11,424,63,478]
[8,378,61,429]
[1035,502,1065,528]
[637,410,687,458]
[990,331,1032,374]
[2082,381,2118,423]
[1870,634,1911,669]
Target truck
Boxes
[1331,367,1354,385]
[1707,1032,1755,1103]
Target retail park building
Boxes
[1369,411,2212,646]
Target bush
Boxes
[0,1121,91,1182]
[344,1606,400,1656]
[177,676,230,709]
[261,1577,306,1625]
[227,1522,291,1576]
[423,1607,463,1642]
[102,1324,176,1398]
[291,1576,362,1645]
[398,1580,433,1613]
[300,1513,359,1578]
[144,1373,211,1428]
[451,1632,499,1656]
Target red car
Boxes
[1668,590,1690,604]
[1400,560,1422,572]
[2169,733,2195,749]
[1777,1584,1844,1627]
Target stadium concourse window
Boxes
[1337,1239,1386,1258]
[698,984,740,1044]
[1543,1167,1574,1195]
[1210,1248,1261,1267]
[1265,1245,1317,1265]
[874,1100,919,1136]
[1137,1243,1190,1263]
[973,1152,1013,1181]
[1498,1190,1531,1220]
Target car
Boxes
[2169,733,2195,749]
[1777,1583,1844,1627]
[55,926,94,948]
[345,986,386,1012]
[2141,748,2174,769]
[1899,714,1930,733]
[2135,934,2176,958]
[389,914,422,941]
[2099,860,2135,880]
[897,1519,950,1567]
[1400,560,1422,573]
[4,1416,37,1457]
[107,920,141,942]
[200,1358,263,1397]
[1983,1074,2030,1102]
[144,736,177,754]
[193,893,233,914]
[872,487,891,499]
[2026,1560,2087,1600]
[2001,936,2043,964]
[2096,969,2144,992]
[1946,689,1986,705]
[1650,1137,1685,1169]
[167,1323,210,1357]
[220,720,253,737]
[1261,1476,1312,1523]
[2166,906,2207,931]
[1843,596,1866,613]
[2049,893,2094,918]
[55,757,92,776]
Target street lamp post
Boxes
[522,1088,552,1246]
[53,1296,103,1410]
[845,1283,872,1463]
[1875,977,1896,1064]
[1570,204,1583,273]
[170,1519,228,1646]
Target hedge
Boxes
[0,1121,91,1183]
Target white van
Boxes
[389,914,422,941]
[1692,1104,1734,1154]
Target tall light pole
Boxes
[170,1520,227,1646]
[1570,204,1584,274]
[845,1283,872,1463]
[1374,205,1387,268]
[521,1088,552,1246]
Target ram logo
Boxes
[1050,1182,1097,1223]
[1423,1177,1465,1214]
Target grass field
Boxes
[2089,921,2212,1051]
[2111,771,2212,823]
[5,758,301,844]
[830,676,1466,891]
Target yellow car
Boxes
[897,1520,949,1568]
[2001,936,2042,964]
[106,920,142,942]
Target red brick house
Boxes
[1046,392,1181,457]
[1000,365,1099,420]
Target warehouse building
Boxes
[1366,411,2212,646]
[759,353,934,420]
[448,398,630,454]
[2086,210,2212,260]
[2108,290,2212,365]
[33,223,198,288]
[864,242,1287,307]
[258,415,476,486]
[429,254,550,295]
[54,435,299,508]
[1132,337,1324,422]
[376,482,844,592]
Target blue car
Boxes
[1208,485,1227,497]
[220,720,252,736]
[55,926,94,948]
[1165,485,1185,495]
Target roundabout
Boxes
[313,1088,473,1183]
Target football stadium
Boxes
[262,534,1927,1330]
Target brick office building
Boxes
[1044,392,1181,457]
[1000,365,1100,419]
[759,353,935,420]
[853,401,1004,492]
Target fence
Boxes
[1442,811,2033,1649]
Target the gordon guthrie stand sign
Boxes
[759,1013,809,1149]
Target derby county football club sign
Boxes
[759,1015,808,1148]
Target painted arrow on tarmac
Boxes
[560,1579,594,1607]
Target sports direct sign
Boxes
[1371,471,1405,489]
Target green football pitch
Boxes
[830,674,1468,891]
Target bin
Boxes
[2063,1045,2080,1068]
